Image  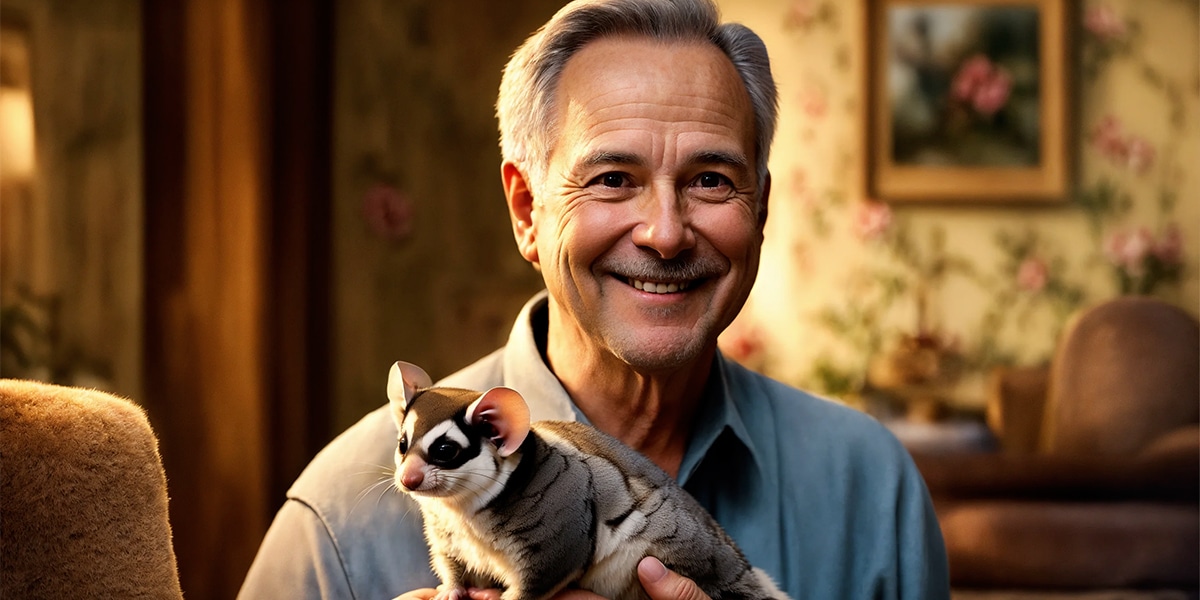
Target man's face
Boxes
[509,36,767,371]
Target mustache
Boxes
[598,253,728,282]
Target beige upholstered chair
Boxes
[0,379,184,599]
[914,296,1199,591]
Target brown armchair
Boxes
[912,296,1199,591]
[0,379,184,599]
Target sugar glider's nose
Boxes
[399,457,426,490]
[401,470,424,490]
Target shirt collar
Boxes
[501,291,761,482]
[500,291,579,423]
[677,353,761,486]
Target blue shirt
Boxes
[239,292,949,600]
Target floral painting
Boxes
[887,5,1041,167]
[866,0,1071,202]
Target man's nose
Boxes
[631,185,695,260]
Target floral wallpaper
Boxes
[716,0,1199,410]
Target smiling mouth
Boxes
[628,278,695,294]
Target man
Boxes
[240,1,949,598]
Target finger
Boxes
[467,588,503,600]
[638,557,710,600]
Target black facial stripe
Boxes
[418,412,484,469]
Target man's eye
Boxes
[695,172,729,188]
[429,440,462,463]
[590,172,628,188]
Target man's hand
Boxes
[553,557,711,600]
[408,558,712,600]
[394,588,500,600]
[636,557,711,600]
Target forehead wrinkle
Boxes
[587,97,746,126]
[575,119,746,156]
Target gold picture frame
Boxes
[866,0,1072,203]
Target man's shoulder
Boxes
[727,361,882,430]
[436,348,505,389]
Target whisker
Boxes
[440,469,506,485]
[374,480,400,512]
[437,473,502,505]
[350,475,397,517]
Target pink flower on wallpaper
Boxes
[1124,136,1156,174]
[799,86,828,119]
[1089,115,1156,174]
[854,200,892,242]
[1089,115,1127,158]
[1104,227,1155,277]
[951,54,1012,116]
[1084,5,1127,42]
[1015,256,1049,292]
[784,0,818,29]
[790,166,809,197]
[1103,225,1184,293]
[720,323,765,364]
[362,183,415,241]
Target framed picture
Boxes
[866,0,1072,203]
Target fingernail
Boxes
[639,556,667,583]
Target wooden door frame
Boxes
[142,0,333,596]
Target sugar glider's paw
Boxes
[433,585,469,600]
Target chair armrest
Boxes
[985,365,1049,454]
[1139,423,1200,463]
[912,448,1200,502]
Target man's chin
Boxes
[605,328,713,372]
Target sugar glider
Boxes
[387,361,789,600]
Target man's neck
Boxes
[542,315,715,479]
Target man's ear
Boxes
[501,161,539,265]
[758,171,771,228]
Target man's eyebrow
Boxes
[574,149,750,171]
[578,150,645,169]
[687,150,750,170]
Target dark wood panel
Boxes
[144,0,333,597]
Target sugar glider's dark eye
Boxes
[398,435,409,455]
[429,439,462,464]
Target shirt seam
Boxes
[287,496,358,600]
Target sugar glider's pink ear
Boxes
[466,386,531,458]
[387,361,433,411]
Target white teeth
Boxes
[631,279,690,294]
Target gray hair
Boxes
[496,0,778,195]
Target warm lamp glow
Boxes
[0,86,36,185]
